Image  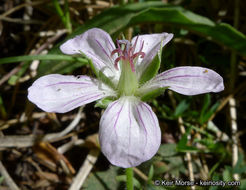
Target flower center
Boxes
[111,36,145,72]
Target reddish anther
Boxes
[111,36,145,72]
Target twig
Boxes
[0,161,20,190]
[0,135,37,148]
[0,107,84,148]
[0,29,67,86]
[133,167,148,181]
[168,91,195,189]
[229,98,239,180]
[178,117,195,190]
[69,149,100,190]
[229,0,240,181]
[0,0,48,18]
[57,136,85,154]
[43,107,84,142]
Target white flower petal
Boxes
[131,33,173,76]
[139,66,224,96]
[60,28,120,82]
[28,74,115,113]
[99,97,161,168]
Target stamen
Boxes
[111,49,121,57]
[132,35,139,54]
[132,52,145,60]
[111,36,146,72]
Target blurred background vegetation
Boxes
[0,0,246,189]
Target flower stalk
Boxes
[126,168,134,190]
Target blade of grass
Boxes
[0,55,88,65]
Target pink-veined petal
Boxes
[139,66,224,96]
[60,28,120,82]
[131,33,173,76]
[28,74,115,113]
[99,97,161,168]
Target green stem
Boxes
[64,0,72,33]
[126,168,134,190]
[52,0,72,33]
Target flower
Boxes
[28,28,224,168]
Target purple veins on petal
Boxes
[99,97,161,168]
[60,28,119,81]
[28,74,114,113]
[113,105,124,129]
[45,81,92,87]
[159,75,212,82]
[95,39,112,61]
[146,66,224,96]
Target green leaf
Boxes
[163,156,186,177]
[98,69,117,90]
[232,153,246,175]
[174,98,191,117]
[0,95,7,119]
[116,175,142,189]
[8,62,29,85]
[158,143,177,157]
[38,1,246,76]
[0,55,87,65]
[148,165,154,183]
[199,94,211,122]
[0,176,4,185]
[83,166,120,190]
[177,127,199,153]
[95,97,115,109]
[200,101,220,124]
[128,5,246,56]
[239,179,246,190]
[140,87,168,102]
[223,166,233,181]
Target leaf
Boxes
[98,69,117,90]
[140,87,168,102]
[199,94,211,122]
[223,166,233,181]
[116,175,142,189]
[38,2,246,76]
[158,143,177,157]
[239,179,246,190]
[95,97,115,109]
[163,156,186,177]
[200,101,220,124]
[232,153,246,175]
[83,166,120,190]
[0,54,87,65]
[8,61,29,85]
[174,98,191,117]
[148,165,154,183]
[0,176,4,185]
[176,127,199,153]
[128,5,246,55]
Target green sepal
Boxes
[98,70,116,90]
[79,51,116,90]
[138,40,163,85]
[95,97,115,109]
[78,51,98,76]
[139,87,169,102]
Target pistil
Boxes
[111,37,146,96]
